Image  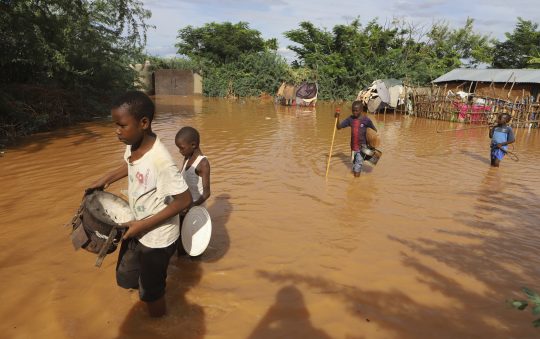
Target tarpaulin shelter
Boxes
[276,82,318,107]
[357,79,404,112]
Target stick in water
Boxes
[325,107,340,177]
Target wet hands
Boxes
[120,220,145,240]
[86,179,110,195]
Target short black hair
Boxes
[112,91,154,121]
[176,126,200,146]
[352,100,367,111]
[500,113,511,123]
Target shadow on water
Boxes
[200,193,232,263]
[256,266,533,338]
[257,171,540,338]
[247,285,331,339]
[460,149,490,165]
[116,193,233,338]
[386,168,540,336]
[6,122,108,154]
[116,257,205,339]
[334,152,352,168]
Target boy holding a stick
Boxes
[335,101,377,177]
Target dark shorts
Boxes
[116,238,177,302]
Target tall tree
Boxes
[492,18,540,68]
[0,0,151,138]
[284,17,492,99]
[176,22,277,64]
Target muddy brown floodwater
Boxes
[1,96,540,339]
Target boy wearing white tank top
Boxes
[174,126,211,255]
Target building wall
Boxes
[154,69,202,96]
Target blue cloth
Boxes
[490,125,514,151]
[490,125,514,161]
[491,148,506,160]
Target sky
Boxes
[142,0,540,60]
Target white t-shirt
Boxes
[124,137,189,248]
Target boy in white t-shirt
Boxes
[88,91,192,317]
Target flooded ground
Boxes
[1,96,540,338]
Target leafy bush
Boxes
[0,0,150,140]
[203,51,291,98]
[509,287,540,327]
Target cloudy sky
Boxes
[142,0,540,60]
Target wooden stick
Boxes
[325,108,340,178]
[502,71,514,91]
[507,76,516,99]
[490,79,497,98]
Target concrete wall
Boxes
[154,69,202,96]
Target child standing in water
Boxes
[335,101,377,177]
[88,91,192,317]
[175,126,211,255]
[489,113,515,167]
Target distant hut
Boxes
[432,68,540,102]
[276,82,318,107]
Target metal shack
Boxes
[154,69,202,96]
[432,68,540,101]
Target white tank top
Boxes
[182,155,206,201]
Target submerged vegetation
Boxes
[1,0,540,139]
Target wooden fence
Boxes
[408,85,540,128]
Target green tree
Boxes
[176,22,277,64]
[492,18,540,68]
[284,17,493,99]
[0,0,151,139]
[203,50,290,97]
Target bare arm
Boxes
[194,159,211,206]
[88,162,128,190]
[122,190,192,239]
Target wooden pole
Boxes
[439,84,447,119]
[325,108,340,178]
[502,71,514,91]
[507,76,516,99]
[490,79,497,98]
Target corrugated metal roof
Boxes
[432,68,540,84]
